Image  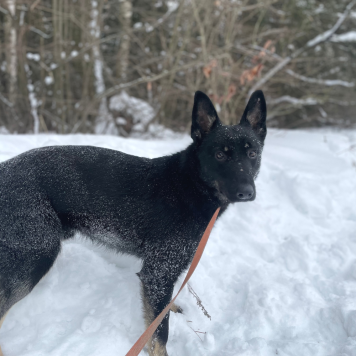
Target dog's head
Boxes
[191,90,267,204]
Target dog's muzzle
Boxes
[236,184,254,200]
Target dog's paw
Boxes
[170,303,183,314]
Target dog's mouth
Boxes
[212,180,230,204]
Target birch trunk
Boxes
[91,0,116,134]
[25,63,40,134]
[5,0,17,103]
[117,0,132,81]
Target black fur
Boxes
[0,90,267,355]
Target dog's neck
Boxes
[178,143,229,212]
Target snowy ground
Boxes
[1,129,356,356]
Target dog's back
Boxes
[0,144,212,313]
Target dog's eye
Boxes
[248,149,257,159]
[215,151,226,161]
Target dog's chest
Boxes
[72,206,208,261]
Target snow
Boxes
[166,1,179,13]
[96,92,173,137]
[26,53,40,62]
[6,0,15,17]
[45,76,53,85]
[134,22,143,29]
[269,96,318,106]
[307,29,335,47]
[331,31,356,42]
[306,0,354,48]
[109,91,155,126]
[1,129,356,356]
[24,64,40,134]
[109,91,160,136]
[106,90,183,138]
[285,69,354,88]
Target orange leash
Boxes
[125,207,220,356]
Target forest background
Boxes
[0,0,356,136]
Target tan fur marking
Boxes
[0,314,6,329]
[170,303,183,314]
[141,289,155,328]
[140,284,168,356]
[146,337,168,356]
[0,312,8,356]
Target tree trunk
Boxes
[91,0,116,134]
[117,0,132,81]
[5,0,17,104]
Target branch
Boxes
[30,0,42,12]
[269,95,319,106]
[307,0,356,47]
[29,26,51,39]
[329,98,356,106]
[187,283,211,320]
[331,30,356,42]
[0,92,14,107]
[250,45,355,87]
[248,0,356,96]
[139,1,179,33]
[285,69,355,88]
[191,0,208,61]
[96,53,230,101]
[0,6,8,14]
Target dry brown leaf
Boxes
[225,84,236,103]
[263,39,273,50]
[252,40,274,63]
[203,59,218,79]
[240,64,263,85]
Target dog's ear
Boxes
[240,90,267,141]
[191,91,221,143]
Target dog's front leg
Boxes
[138,263,175,356]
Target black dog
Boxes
[0,90,267,356]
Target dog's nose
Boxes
[236,184,254,200]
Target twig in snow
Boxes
[337,144,356,154]
[187,283,211,320]
[186,321,206,342]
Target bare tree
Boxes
[4,0,17,103]
[1,0,356,133]
[248,0,356,97]
[117,0,132,81]
[90,0,116,134]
